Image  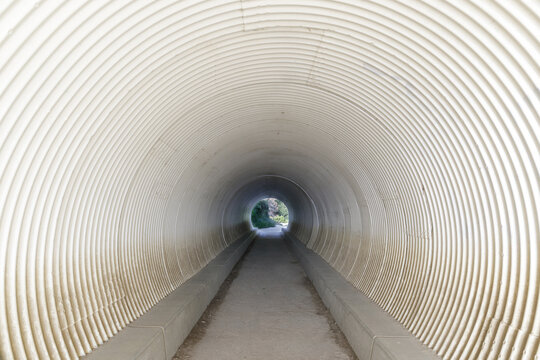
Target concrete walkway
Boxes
[174,227,357,360]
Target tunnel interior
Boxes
[1,1,539,359]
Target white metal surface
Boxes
[0,1,538,359]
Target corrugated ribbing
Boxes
[0,1,538,359]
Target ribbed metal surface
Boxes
[0,1,538,359]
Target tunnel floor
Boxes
[173,227,357,360]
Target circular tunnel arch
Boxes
[0,1,539,359]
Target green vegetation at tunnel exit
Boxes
[251,198,289,229]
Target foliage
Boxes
[272,215,287,224]
[270,198,289,224]
[267,198,279,217]
[251,198,289,228]
[276,200,288,219]
[251,200,276,228]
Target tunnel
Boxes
[0,1,539,359]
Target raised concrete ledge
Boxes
[284,232,440,360]
[85,231,256,360]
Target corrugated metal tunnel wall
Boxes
[0,1,539,359]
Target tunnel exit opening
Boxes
[250,198,289,229]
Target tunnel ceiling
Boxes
[1,1,539,359]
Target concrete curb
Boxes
[284,231,440,360]
[85,231,256,360]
